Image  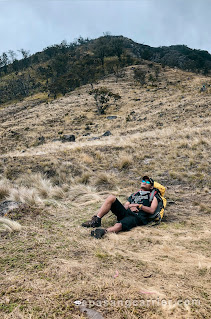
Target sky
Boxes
[0,0,211,59]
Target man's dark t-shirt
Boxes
[127,189,161,224]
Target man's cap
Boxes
[142,175,154,186]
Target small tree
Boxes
[133,68,146,85]
[154,66,160,79]
[93,37,109,66]
[2,52,9,65]
[18,49,30,59]
[148,73,155,85]
[89,87,121,114]
[111,38,124,61]
[1,52,9,74]
[0,56,3,69]
[8,50,17,63]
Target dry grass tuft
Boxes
[50,186,65,200]
[77,172,92,184]
[203,187,210,194]
[199,203,211,214]
[94,172,117,190]
[0,174,65,208]
[17,173,53,197]
[65,184,102,208]
[6,187,43,206]
[0,217,22,232]
[117,155,133,170]
[16,173,65,200]
[94,151,104,161]
[0,178,11,200]
[79,153,94,164]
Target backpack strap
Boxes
[148,188,164,221]
[149,189,157,203]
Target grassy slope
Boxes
[0,63,211,318]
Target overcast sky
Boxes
[1,0,211,59]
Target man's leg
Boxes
[81,195,117,227]
[91,222,122,239]
[96,195,117,218]
[106,223,122,233]
[93,214,139,238]
[91,199,131,238]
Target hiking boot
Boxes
[81,215,101,228]
[91,228,107,239]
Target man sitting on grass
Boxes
[82,175,162,239]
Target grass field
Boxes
[0,64,211,318]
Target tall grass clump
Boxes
[0,217,22,233]
[6,187,43,206]
[117,155,133,170]
[94,172,117,190]
[16,173,65,200]
[0,178,11,200]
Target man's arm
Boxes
[124,202,140,212]
[124,201,130,209]
[140,196,158,214]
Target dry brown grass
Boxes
[117,154,133,170]
[6,187,43,206]
[0,217,22,232]
[0,174,66,209]
[0,178,11,200]
[0,64,211,318]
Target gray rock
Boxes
[88,137,100,141]
[102,131,111,137]
[0,201,22,217]
[79,306,104,319]
[107,116,117,120]
[159,113,164,117]
[143,158,152,164]
[9,130,19,137]
[88,131,111,141]
[61,135,75,142]
[37,136,45,145]
[138,116,147,121]
[200,85,206,92]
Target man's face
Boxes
[141,178,153,190]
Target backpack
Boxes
[148,181,167,224]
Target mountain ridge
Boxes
[0,35,210,106]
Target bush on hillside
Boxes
[89,87,121,114]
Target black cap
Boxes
[142,175,154,186]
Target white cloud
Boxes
[0,0,211,55]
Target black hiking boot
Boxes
[91,228,107,239]
[81,215,101,228]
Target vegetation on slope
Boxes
[0,35,211,105]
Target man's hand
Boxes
[124,201,130,209]
[129,203,139,208]
[128,203,139,212]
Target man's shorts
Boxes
[110,199,143,231]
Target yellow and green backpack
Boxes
[148,181,167,223]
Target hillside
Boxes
[0,35,211,106]
[0,61,211,318]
